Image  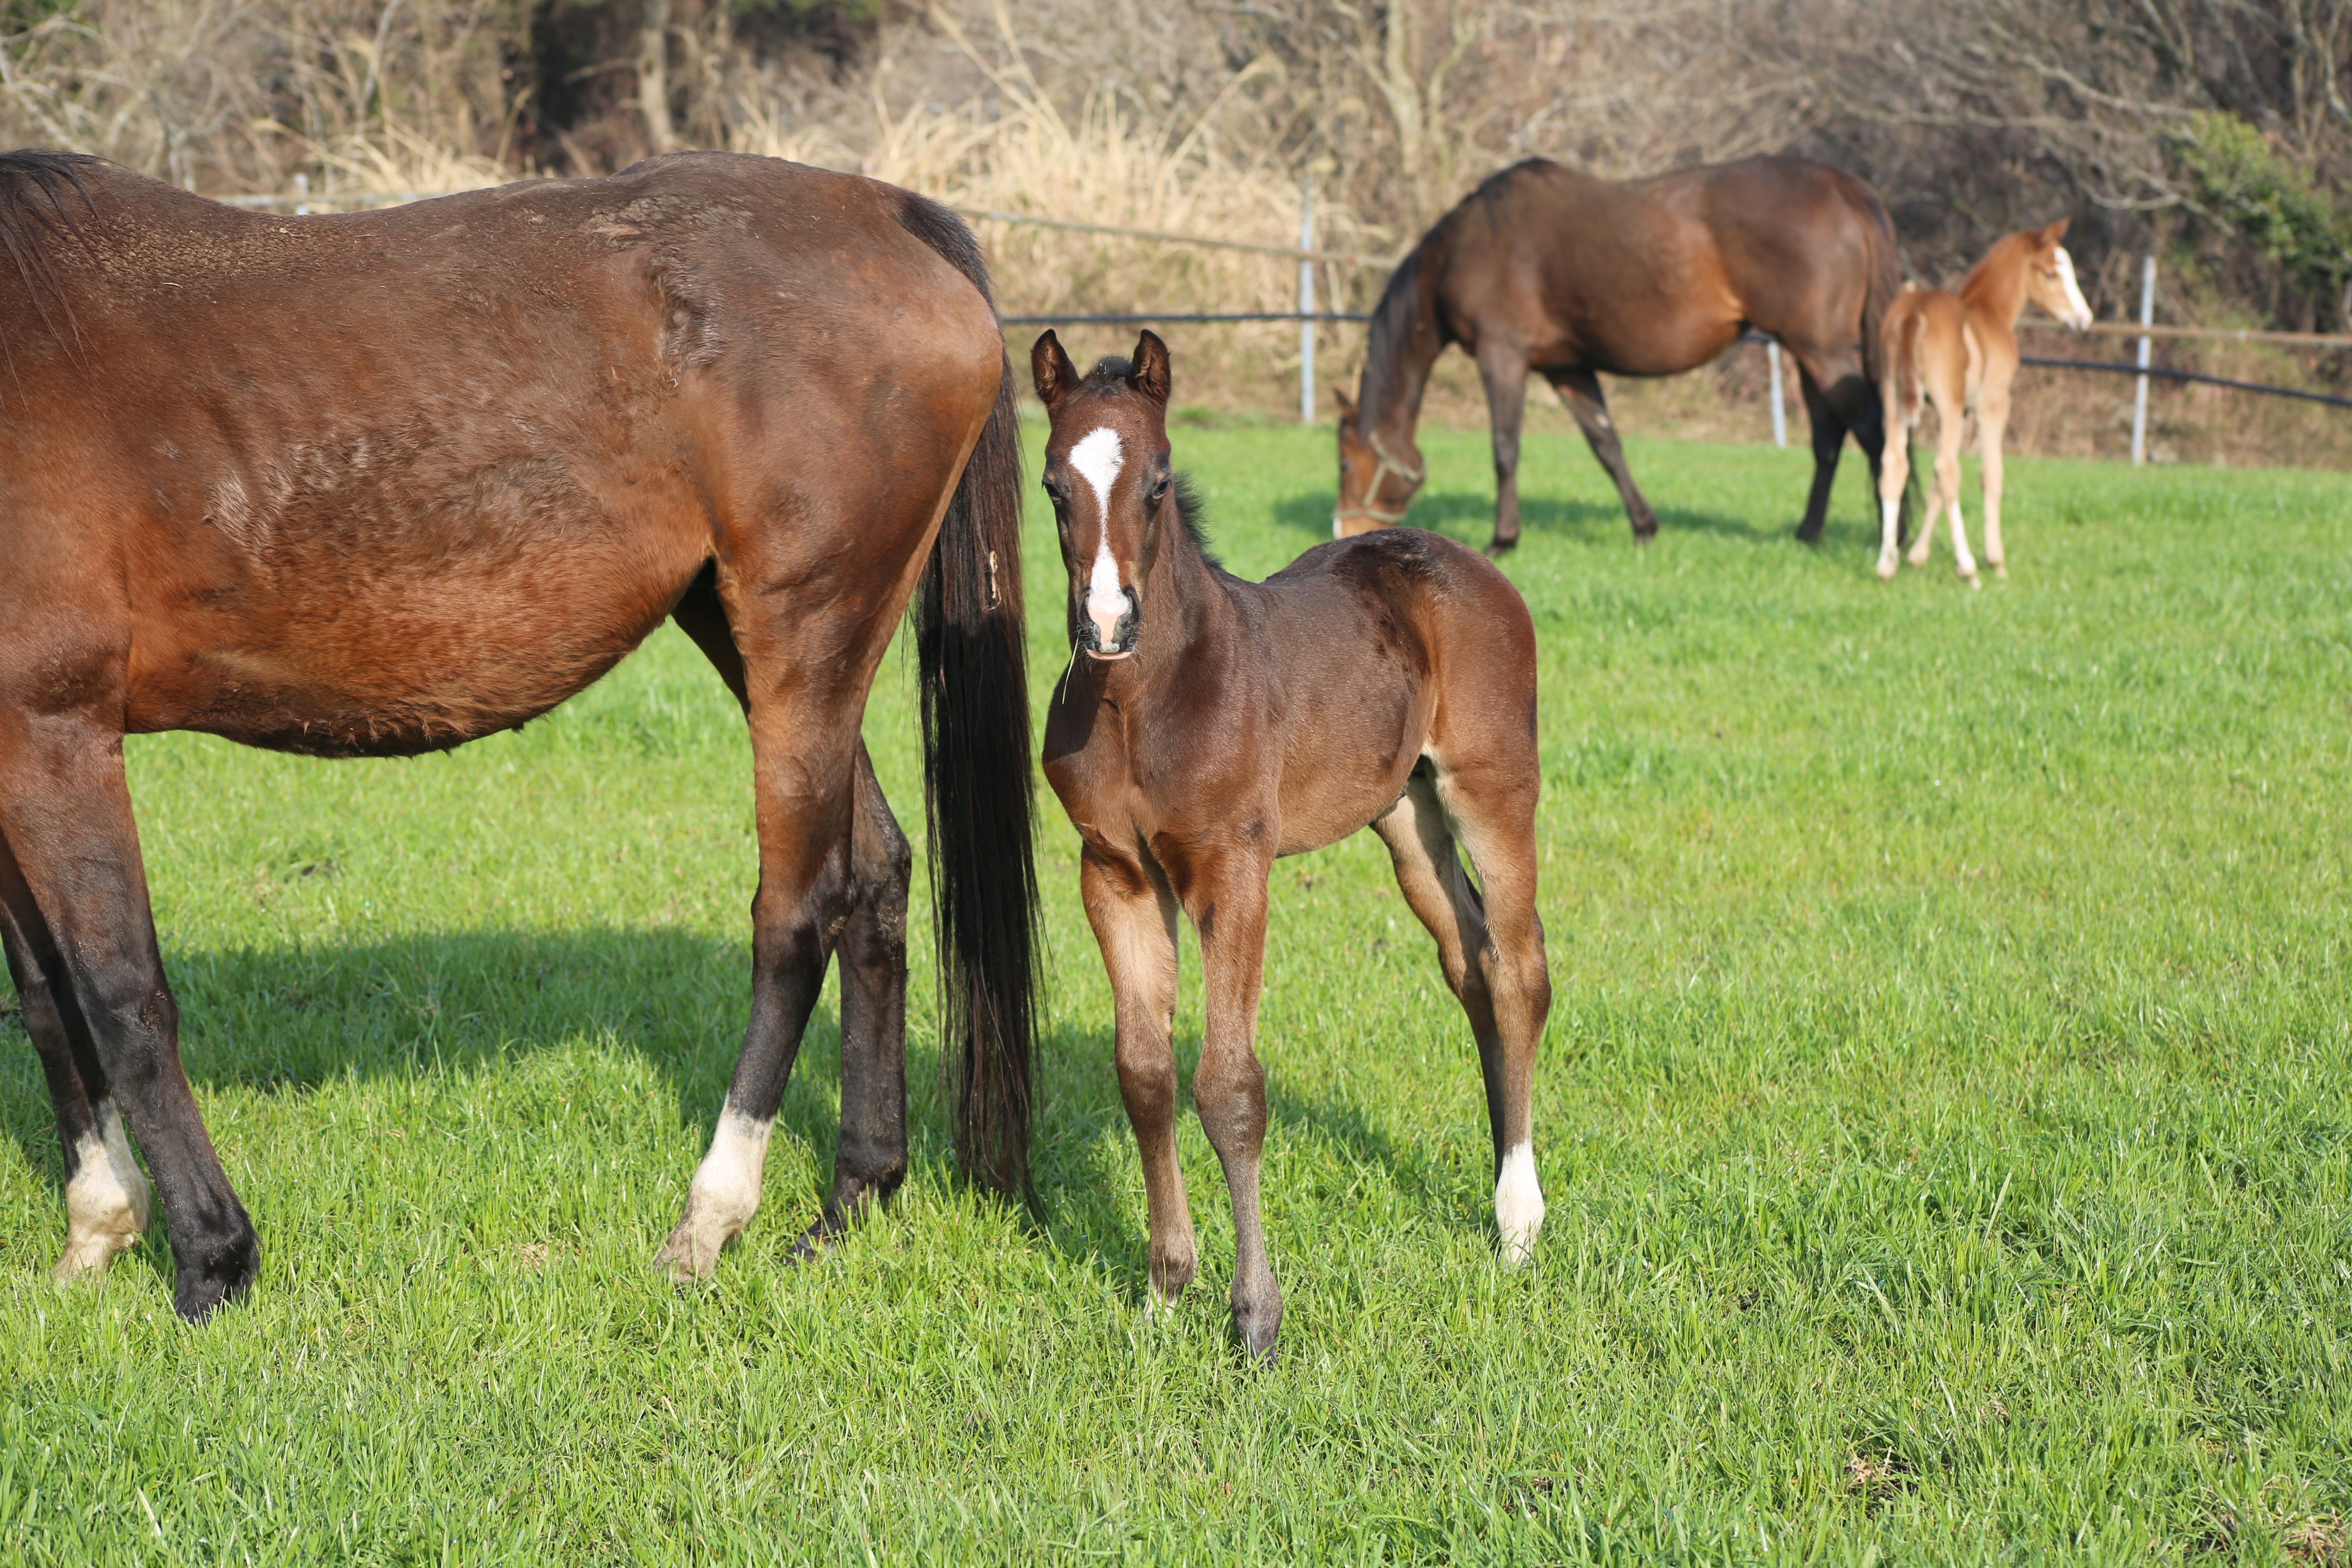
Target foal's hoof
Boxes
[1991,561,2009,580]
[1230,1287,1283,1363]
[1875,556,1900,581]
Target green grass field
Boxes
[2,419,2348,1564]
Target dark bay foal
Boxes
[1033,330,1553,1357]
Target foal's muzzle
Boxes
[1081,586,1140,660]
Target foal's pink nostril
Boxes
[1087,591,1126,651]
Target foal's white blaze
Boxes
[54,1098,151,1279]
[1494,1140,1545,1265]
[2051,248,2093,330]
[662,1105,773,1276]
[1069,426,1131,653]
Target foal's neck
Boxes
[1958,238,2031,328]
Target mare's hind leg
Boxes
[666,572,912,1264]
[1080,846,1194,1302]
[0,719,255,1319]
[1546,368,1658,542]
[1,860,151,1278]
[1792,367,1849,545]
[1476,340,1533,554]
[1372,761,1552,1262]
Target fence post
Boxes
[1766,340,1787,448]
[1299,178,1316,423]
[2131,255,2156,465]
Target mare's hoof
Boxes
[787,1214,837,1264]
[171,1228,259,1323]
[1483,537,1519,559]
[655,1205,739,1282]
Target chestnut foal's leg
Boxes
[1372,761,1553,1262]
[1185,857,1281,1357]
[1976,372,2015,579]
[1080,847,1195,1303]
[0,720,255,1319]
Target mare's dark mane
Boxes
[0,149,99,359]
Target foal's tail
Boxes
[901,194,1041,1202]
[1894,311,1926,426]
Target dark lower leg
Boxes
[1549,368,1657,540]
[658,800,853,1278]
[0,746,253,1320]
[1479,345,1532,552]
[797,746,911,1255]
[1795,371,1846,543]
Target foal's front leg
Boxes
[1080,847,1194,1301]
[1185,857,1280,1357]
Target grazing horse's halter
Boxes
[1333,432,1425,530]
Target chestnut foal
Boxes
[1033,330,1552,1357]
[1875,219,2093,584]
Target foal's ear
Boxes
[1128,330,1172,405]
[2039,216,2072,245]
[1031,330,1079,408]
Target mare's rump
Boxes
[0,151,995,757]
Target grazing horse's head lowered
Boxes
[1331,384,1424,537]
[1031,328,1176,662]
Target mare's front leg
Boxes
[1080,846,1194,1301]
[0,719,254,1319]
[1546,368,1657,542]
[1476,340,1533,554]
[2,874,151,1278]
[1184,855,1281,1356]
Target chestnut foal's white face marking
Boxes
[2048,247,2093,331]
[1069,425,1131,657]
[54,1098,151,1279]
[1494,1140,1545,1265]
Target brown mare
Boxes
[0,149,1040,1322]
[1875,220,2093,584]
[1033,329,1552,1357]
[1334,156,1902,552]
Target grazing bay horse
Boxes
[1034,328,1551,1358]
[1334,156,1902,552]
[1875,220,2093,584]
[0,149,1040,1322]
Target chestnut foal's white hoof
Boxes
[1876,553,1900,581]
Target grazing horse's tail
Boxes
[899,192,1041,1201]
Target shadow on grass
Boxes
[2,927,1490,1295]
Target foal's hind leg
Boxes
[1081,846,1194,1303]
[0,721,255,1319]
[1,855,151,1278]
[1372,761,1552,1262]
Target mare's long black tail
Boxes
[900,192,1040,1201]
